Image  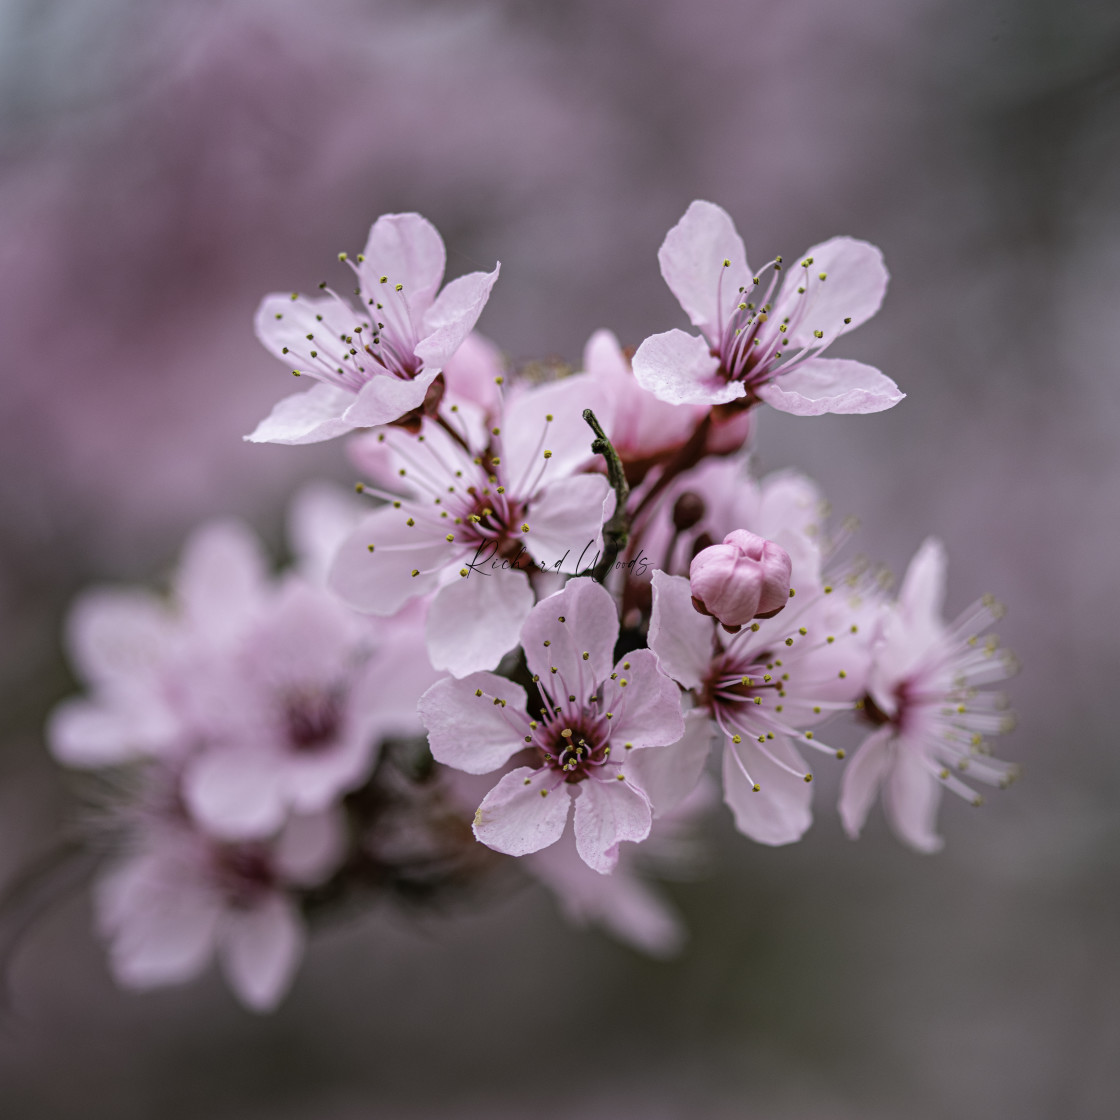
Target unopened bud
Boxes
[689,529,792,631]
[672,491,706,532]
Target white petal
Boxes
[838,727,894,840]
[883,744,944,853]
[416,266,501,370]
[359,212,446,316]
[625,709,713,818]
[181,749,287,841]
[722,736,813,846]
[341,366,440,428]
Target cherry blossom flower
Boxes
[649,568,872,846]
[248,213,499,445]
[330,376,614,677]
[839,539,1019,852]
[632,200,903,415]
[418,579,687,872]
[95,805,344,1012]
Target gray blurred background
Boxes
[1,0,1118,1116]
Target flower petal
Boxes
[253,293,363,366]
[272,810,347,886]
[522,578,619,686]
[176,519,268,641]
[416,266,501,370]
[341,366,440,428]
[838,727,894,840]
[632,329,741,406]
[329,507,448,615]
[181,748,287,840]
[473,767,572,856]
[756,357,904,416]
[523,473,612,573]
[605,648,684,751]
[359,212,446,316]
[419,672,530,774]
[219,895,305,1013]
[624,709,713,818]
[648,571,713,691]
[658,200,751,340]
[573,774,652,874]
[425,567,535,677]
[722,736,813,846]
[245,382,357,445]
[782,236,888,347]
[883,744,945,853]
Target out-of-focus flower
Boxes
[96,804,344,1013]
[331,377,613,677]
[248,213,499,445]
[839,538,1019,852]
[632,200,902,415]
[689,529,792,631]
[419,579,687,873]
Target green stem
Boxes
[582,408,630,582]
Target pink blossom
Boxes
[649,569,871,846]
[247,213,499,445]
[839,539,1019,852]
[95,807,344,1012]
[689,529,792,630]
[330,377,614,677]
[419,579,686,873]
[632,200,902,415]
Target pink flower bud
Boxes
[689,529,792,631]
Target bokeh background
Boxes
[1,0,1119,1116]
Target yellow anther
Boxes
[411,569,420,577]
[732,734,742,744]
[543,450,552,459]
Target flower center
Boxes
[284,686,344,753]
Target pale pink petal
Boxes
[473,767,572,856]
[883,745,945,853]
[359,212,446,315]
[658,200,751,340]
[606,649,684,750]
[245,382,357,445]
[442,331,506,413]
[838,727,894,840]
[272,810,347,886]
[95,854,220,989]
[582,328,631,378]
[632,329,741,406]
[415,266,501,370]
[648,571,713,690]
[350,626,441,741]
[329,508,448,615]
[722,737,813,846]
[286,482,365,587]
[181,749,287,840]
[419,672,530,774]
[573,774,653,874]
[425,567,535,677]
[503,373,612,485]
[624,710,713,818]
[64,588,176,688]
[253,293,361,365]
[756,357,904,416]
[48,696,179,767]
[783,236,888,347]
[176,519,268,641]
[522,578,619,685]
[526,828,684,957]
[219,895,305,1013]
[523,474,612,573]
[341,366,440,428]
[898,537,948,632]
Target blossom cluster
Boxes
[45,205,1018,1010]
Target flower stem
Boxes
[582,409,630,582]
